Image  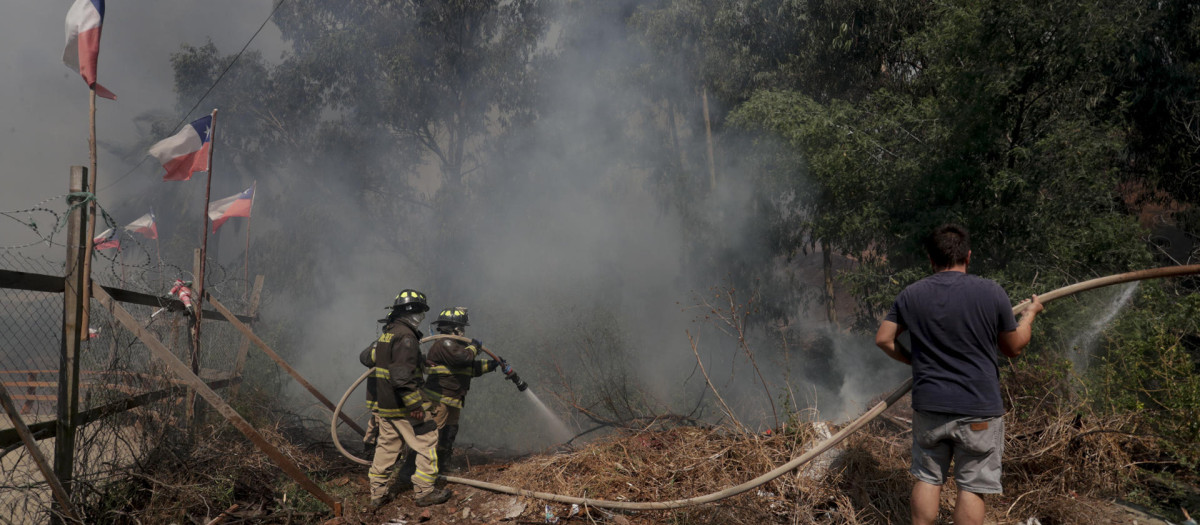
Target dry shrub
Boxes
[832,361,1167,525]
[78,417,337,524]
[481,423,872,524]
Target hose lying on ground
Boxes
[332,265,1200,509]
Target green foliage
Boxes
[722,0,1165,325]
[1090,283,1200,464]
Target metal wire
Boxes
[0,243,263,522]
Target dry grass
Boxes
[481,422,867,524]
[470,365,1185,524]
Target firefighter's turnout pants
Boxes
[430,403,461,466]
[369,416,439,499]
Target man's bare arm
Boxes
[999,294,1044,358]
[875,320,911,365]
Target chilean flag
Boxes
[208,185,255,233]
[149,116,213,181]
[124,211,158,239]
[63,0,116,100]
[93,227,120,250]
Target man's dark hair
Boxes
[924,224,970,269]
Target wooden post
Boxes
[21,371,37,415]
[822,239,838,328]
[191,248,203,376]
[0,383,83,523]
[229,275,264,399]
[187,249,202,426]
[55,166,88,501]
[206,293,366,436]
[91,284,343,516]
[80,91,98,350]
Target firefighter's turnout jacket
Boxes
[422,338,496,409]
[360,319,428,418]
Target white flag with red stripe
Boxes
[63,0,116,99]
[124,211,158,239]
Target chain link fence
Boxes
[1,234,264,523]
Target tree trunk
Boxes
[822,239,838,328]
[701,86,717,192]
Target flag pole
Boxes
[244,181,255,301]
[193,108,217,375]
[118,239,126,288]
[80,88,98,340]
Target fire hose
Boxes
[331,264,1200,510]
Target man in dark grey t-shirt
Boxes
[875,224,1043,525]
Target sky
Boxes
[0,0,285,249]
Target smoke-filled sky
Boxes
[0,1,284,244]
[0,1,909,452]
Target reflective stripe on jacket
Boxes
[422,337,496,409]
[363,320,428,418]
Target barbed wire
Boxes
[0,192,120,252]
[2,197,251,301]
[0,193,70,250]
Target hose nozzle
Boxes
[506,371,528,392]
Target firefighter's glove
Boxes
[470,338,484,350]
[407,406,425,422]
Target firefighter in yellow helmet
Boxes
[360,289,452,511]
[421,307,504,473]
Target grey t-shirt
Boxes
[886,271,1017,416]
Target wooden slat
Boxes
[0,269,64,293]
[0,269,256,323]
[229,275,264,398]
[0,382,83,523]
[0,377,241,449]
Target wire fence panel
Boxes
[0,253,64,524]
[1,246,262,523]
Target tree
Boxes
[730,0,1157,326]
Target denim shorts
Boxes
[910,410,1004,494]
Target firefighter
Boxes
[360,289,452,510]
[421,307,507,473]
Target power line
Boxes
[101,0,289,192]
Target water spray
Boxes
[330,264,1200,508]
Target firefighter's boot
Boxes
[415,487,453,507]
[367,494,391,512]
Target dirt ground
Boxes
[318,464,1179,525]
